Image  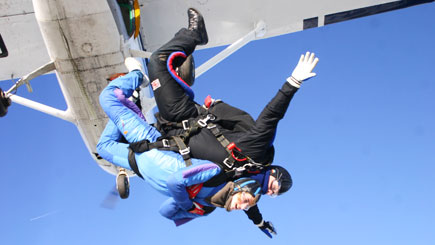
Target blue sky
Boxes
[1,4,434,245]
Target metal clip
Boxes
[197,115,211,127]
[162,139,170,148]
[182,120,190,130]
[207,124,217,130]
[223,158,234,169]
[234,166,246,177]
[242,162,263,172]
[179,147,191,156]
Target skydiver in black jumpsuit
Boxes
[146,8,319,238]
[147,8,319,171]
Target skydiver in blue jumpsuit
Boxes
[96,65,269,228]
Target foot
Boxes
[124,57,143,72]
[0,88,11,117]
[187,8,208,45]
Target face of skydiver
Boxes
[266,173,281,197]
[266,166,292,197]
[229,192,256,211]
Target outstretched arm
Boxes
[237,52,319,162]
[245,205,277,238]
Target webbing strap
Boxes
[205,121,267,176]
[206,124,231,154]
[129,138,179,153]
[172,136,192,167]
[128,148,144,179]
[129,136,193,167]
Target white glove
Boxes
[287,52,319,88]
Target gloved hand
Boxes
[256,219,277,238]
[188,201,205,215]
[287,51,319,88]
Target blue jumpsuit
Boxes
[97,71,229,225]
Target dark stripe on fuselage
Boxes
[303,0,434,29]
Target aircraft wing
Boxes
[139,0,434,52]
[1,0,432,79]
[0,0,432,178]
[0,0,51,81]
[1,0,432,80]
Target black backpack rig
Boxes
[127,97,270,183]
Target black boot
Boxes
[0,88,11,117]
[187,8,208,45]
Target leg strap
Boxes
[128,136,193,168]
[128,149,144,179]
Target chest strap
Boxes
[203,119,265,173]
[160,110,268,178]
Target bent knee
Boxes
[149,52,167,66]
[96,141,113,163]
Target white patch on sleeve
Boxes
[151,79,161,91]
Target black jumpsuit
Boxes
[147,28,299,166]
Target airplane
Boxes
[1,0,433,199]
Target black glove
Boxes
[257,219,277,238]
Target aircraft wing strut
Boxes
[195,21,266,78]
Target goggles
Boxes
[269,178,282,198]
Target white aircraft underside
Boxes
[0,0,433,176]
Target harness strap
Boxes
[164,109,266,177]
[206,124,231,152]
[128,136,193,168]
[129,138,179,153]
[172,136,192,167]
[204,121,252,172]
[128,148,144,179]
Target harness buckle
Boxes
[162,139,170,148]
[243,162,263,172]
[207,124,216,130]
[179,147,191,156]
[197,116,209,127]
[234,166,246,177]
[198,114,215,127]
[223,158,234,169]
[182,120,190,130]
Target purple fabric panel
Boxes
[182,163,219,178]
[174,218,194,226]
[113,88,146,120]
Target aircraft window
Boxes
[303,17,318,30]
[0,34,8,58]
